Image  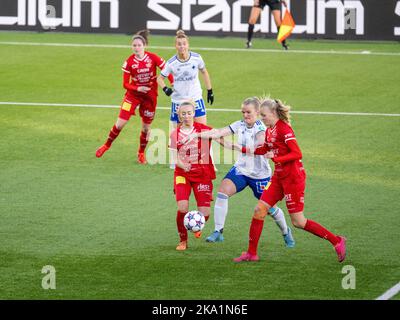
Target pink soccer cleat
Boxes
[233,251,260,263]
[334,236,347,263]
[96,144,109,158]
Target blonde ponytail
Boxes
[260,98,291,124]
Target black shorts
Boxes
[255,0,281,11]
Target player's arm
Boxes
[157,74,173,96]
[241,142,269,155]
[267,139,302,163]
[182,127,232,144]
[155,55,174,86]
[170,148,191,172]
[199,67,214,105]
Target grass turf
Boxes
[0,32,399,300]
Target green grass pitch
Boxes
[0,31,399,300]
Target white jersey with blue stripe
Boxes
[229,120,272,179]
[161,52,205,103]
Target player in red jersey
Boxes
[169,100,216,251]
[95,30,173,164]
[234,98,346,263]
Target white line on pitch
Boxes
[376,282,400,300]
[1,41,400,57]
[1,101,399,117]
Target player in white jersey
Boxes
[182,97,295,247]
[157,30,214,125]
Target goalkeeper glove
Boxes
[207,89,214,105]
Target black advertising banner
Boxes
[0,0,399,41]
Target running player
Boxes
[169,100,216,251]
[233,98,346,263]
[95,30,173,164]
[181,97,295,247]
[246,0,289,50]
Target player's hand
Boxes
[138,86,151,93]
[265,151,275,159]
[207,89,214,105]
[281,0,287,8]
[163,86,173,96]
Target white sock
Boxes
[214,192,229,232]
[269,207,288,235]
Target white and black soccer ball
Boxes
[183,211,205,233]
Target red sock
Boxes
[139,131,148,153]
[105,125,121,147]
[176,211,188,242]
[247,218,264,255]
[304,219,340,246]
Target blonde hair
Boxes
[242,97,261,112]
[178,99,196,114]
[132,29,150,45]
[260,98,291,124]
[175,30,189,42]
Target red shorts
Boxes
[119,93,157,124]
[174,174,213,207]
[260,174,306,214]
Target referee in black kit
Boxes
[246,0,289,50]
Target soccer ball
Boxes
[184,211,205,233]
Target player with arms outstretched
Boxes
[169,100,216,251]
[233,98,346,263]
[96,30,173,164]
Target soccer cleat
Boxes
[206,230,224,243]
[246,41,252,49]
[283,227,295,248]
[137,151,147,164]
[176,241,188,251]
[233,251,259,263]
[95,144,109,158]
[334,236,347,263]
[193,231,202,239]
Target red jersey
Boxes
[122,51,166,96]
[264,120,305,179]
[169,122,216,182]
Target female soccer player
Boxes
[95,30,172,164]
[246,0,289,50]
[233,98,346,263]
[169,100,216,251]
[157,30,214,126]
[182,97,295,247]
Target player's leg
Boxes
[193,180,213,239]
[206,168,245,243]
[233,179,283,262]
[272,9,289,50]
[285,181,346,262]
[137,97,156,164]
[174,175,191,251]
[247,3,262,48]
[96,98,137,158]
[249,177,294,248]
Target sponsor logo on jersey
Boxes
[131,64,139,69]
[137,67,150,73]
